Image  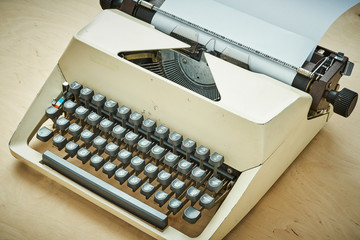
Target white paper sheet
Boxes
[151,0,359,84]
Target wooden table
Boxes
[1,1,359,239]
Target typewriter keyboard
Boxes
[32,81,240,236]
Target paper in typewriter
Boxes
[151,0,359,84]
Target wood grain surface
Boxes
[0,1,359,239]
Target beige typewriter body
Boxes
[9,10,330,239]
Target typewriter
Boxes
[9,0,358,239]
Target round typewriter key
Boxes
[130,156,145,173]
[90,154,104,171]
[195,145,210,169]
[80,87,94,101]
[209,152,224,177]
[157,170,172,187]
[53,134,67,149]
[69,81,82,96]
[105,142,120,157]
[183,206,201,224]
[168,131,183,154]
[190,167,206,183]
[199,193,215,209]
[140,182,156,199]
[154,190,170,207]
[92,93,106,107]
[114,168,129,184]
[74,106,89,120]
[63,100,77,114]
[116,105,131,127]
[127,175,142,192]
[164,152,180,168]
[150,145,166,161]
[177,159,193,175]
[112,125,126,140]
[186,186,201,203]
[36,126,54,142]
[144,163,159,180]
[103,161,117,178]
[68,123,83,138]
[45,105,60,119]
[104,99,118,114]
[141,118,156,139]
[65,141,79,157]
[80,129,95,144]
[155,124,169,146]
[87,112,101,127]
[207,176,223,193]
[93,136,107,151]
[170,178,186,195]
[56,117,70,131]
[167,198,183,214]
[77,147,91,164]
[137,138,152,155]
[117,149,132,165]
[99,118,114,133]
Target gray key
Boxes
[168,198,183,214]
[99,118,114,133]
[170,178,186,195]
[141,183,156,199]
[130,156,145,173]
[209,152,224,177]
[199,193,215,209]
[207,176,223,193]
[92,93,106,107]
[164,152,180,168]
[177,160,193,175]
[144,163,159,180]
[65,141,79,157]
[93,136,107,151]
[69,81,82,96]
[63,100,77,114]
[68,123,82,137]
[124,131,139,147]
[117,149,132,165]
[168,132,183,153]
[105,142,120,157]
[154,190,170,207]
[56,117,70,131]
[104,99,118,114]
[103,161,117,178]
[114,168,129,184]
[190,167,206,183]
[137,138,152,154]
[46,106,60,119]
[141,118,156,134]
[53,134,66,149]
[80,129,95,144]
[112,125,126,140]
[186,186,201,203]
[36,126,54,142]
[79,87,94,101]
[87,112,101,127]
[157,170,172,187]
[181,138,196,154]
[74,106,89,120]
[195,145,210,160]
[155,125,169,140]
[127,175,142,192]
[116,105,131,126]
[77,147,91,163]
[129,112,143,127]
[90,154,104,171]
[150,145,166,160]
[183,206,201,224]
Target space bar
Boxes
[42,150,168,229]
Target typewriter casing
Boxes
[9,10,332,239]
